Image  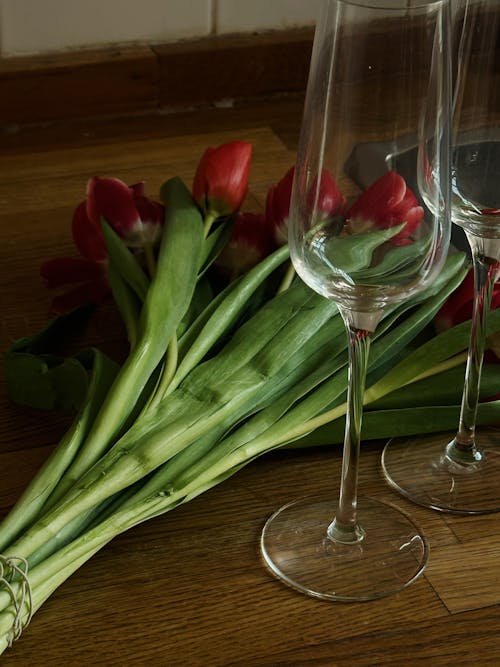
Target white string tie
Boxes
[0,555,33,646]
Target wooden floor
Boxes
[1,98,500,666]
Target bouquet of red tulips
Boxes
[1,141,499,654]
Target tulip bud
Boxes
[87,177,164,249]
[41,176,163,313]
[266,167,344,246]
[192,141,252,218]
[347,170,424,246]
[216,212,275,278]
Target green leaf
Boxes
[170,245,290,391]
[324,224,405,273]
[176,276,214,339]
[364,307,500,405]
[52,177,206,493]
[289,401,500,447]
[107,262,141,349]
[354,236,431,283]
[4,352,89,410]
[198,217,235,277]
[0,348,120,550]
[101,220,149,302]
[371,363,500,409]
[8,307,92,355]
[3,309,96,410]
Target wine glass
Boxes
[382,0,500,514]
[260,0,452,600]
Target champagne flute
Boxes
[382,0,500,514]
[260,0,452,600]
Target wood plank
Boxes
[0,449,448,667]
[426,535,500,613]
[1,98,500,666]
[0,127,292,192]
[248,607,500,666]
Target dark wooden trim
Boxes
[0,29,314,126]
[0,47,159,125]
[153,28,314,108]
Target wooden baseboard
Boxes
[0,29,314,126]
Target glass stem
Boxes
[328,312,376,545]
[447,235,500,464]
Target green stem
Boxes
[43,179,205,506]
[147,335,178,411]
[143,242,157,279]
[276,261,296,293]
[203,212,218,237]
[167,246,290,394]
[107,263,140,349]
[0,350,119,551]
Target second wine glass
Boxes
[260,0,452,600]
[382,0,500,514]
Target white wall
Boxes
[0,0,321,57]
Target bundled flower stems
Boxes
[1,142,500,654]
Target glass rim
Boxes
[334,0,447,10]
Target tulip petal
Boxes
[272,167,295,222]
[129,182,146,198]
[72,201,107,261]
[87,176,141,237]
[193,142,252,216]
[348,170,424,246]
[216,212,275,276]
[348,171,407,223]
[134,196,164,227]
[315,170,346,216]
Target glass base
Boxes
[382,428,500,514]
[260,496,428,601]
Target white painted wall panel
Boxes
[0,0,212,56]
[216,0,321,33]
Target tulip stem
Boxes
[276,261,296,294]
[144,242,157,279]
[143,334,179,413]
[203,212,218,238]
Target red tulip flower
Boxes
[192,141,252,220]
[266,166,345,246]
[40,177,163,314]
[215,212,276,278]
[347,170,424,246]
[88,178,164,249]
[435,268,500,362]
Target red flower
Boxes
[88,178,163,249]
[266,167,345,246]
[347,170,424,246]
[215,212,276,278]
[40,178,163,314]
[192,141,252,218]
[435,268,500,362]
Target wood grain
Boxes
[426,536,500,614]
[0,99,499,666]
